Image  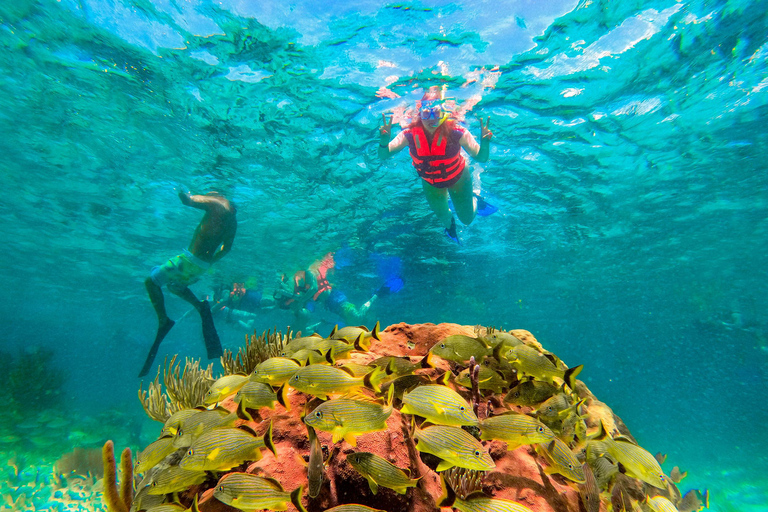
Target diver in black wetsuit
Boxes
[139,190,237,378]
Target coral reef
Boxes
[123,322,708,512]
[221,328,288,375]
[139,355,216,422]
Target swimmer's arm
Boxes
[211,224,236,263]
[379,131,408,160]
[460,129,490,163]
[180,192,216,210]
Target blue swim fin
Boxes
[444,217,462,245]
[376,276,404,297]
[475,195,498,217]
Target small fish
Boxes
[503,379,559,406]
[330,321,381,343]
[147,465,208,495]
[611,473,644,512]
[647,496,680,512]
[537,438,585,483]
[210,472,304,512]
[504,345,583,389]
[371,354,433,377]
[479,412,554,450]
[235,380,288,411]
[303,387,394,446]
[145,504,187,512]
[346,451,420,495]
[203,374,249,405]
[322,506,387,512]
[287,364,383,399]
[603,436,667,489]
[312,338,362,361]
[412,423,495,472]
[338,362,377,377]
[135,436,178,474]
[438,474,532,512]
[429,335,491,363]
[179,424,275,471]
[585,440,618,489]
[670,466,687,483]
[654,452,667,464]
[456,365,508,394]
[286,348,328,366]
[160,409,200,437]
[307,425,325,498]
[172,407,236,448]
[578,463,600,512]
[250,357,301,386]
[479,330,524,350]
[401,384,478,426]
[678,489,708,512]
[281,333,324,354]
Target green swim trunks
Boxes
[150,250,211,289]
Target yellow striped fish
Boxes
[210,473,305,512]
[603,436,667,489]
[371,354,434,378]
[534,393,574,420]
[303,387,394,446]
[346,451,420,495]
[146,465,208,495]
[145,504,187,512]
[281,333,324,354]
[647,496,679,512]
[439,474,532,512]
[503,345,583,389]
[203,374,249,405]
[537,438,585,483]
[160,409,200,437]
[235,381,288,411]
[250,357,301,386]
[287,364,383,399]
[284,348,327,366]
[412,424,495,472]
[135,436,177,474]
[178,424,275,471]
[312,338,360,361]
[585,440,618,489]
[401,384,478,426]
[479,331,524,350]
[330,321,381,343]
[503,379,559,406]
[429,335,491,363]
[479,412,554,450]
[172,407,236,448]
[456,365,508,394]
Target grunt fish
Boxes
[235,380,288,411]
[412,424,495,472]
[401,384,478,426]
[330,321,381,343]
[303,386,394,446]
[534,393,575,421]
[135,436,178,474]
[537,438,585,483]
[323,506,387,512]
[429,335,491,363]
[147,465,208,495]
[670,466,687,483]
[287,364,384,399]
[678,489,708,512]
[179,424,275,471]
[371,354,433,377]
[346,451,420,495]
[145,504,187,512]
[456,365,508,394]
[250,357,301,386]
[203,374,249,405]
[504,379,559,406]
[603,436,667,489]
[504,345,583,389]
[283,348,327,366]
[479,412,554,450]
[578,463,600,512]
[479,331,524,351]
[281,333,324,354]
[172,407,236,448]
[210,472,304,512]
[647,496,680,512]
[306,425,325,498]
[160,409,200,438]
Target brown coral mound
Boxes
[126,323,704,512]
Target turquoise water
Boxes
[1,0,766,510]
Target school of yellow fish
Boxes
[128,322,709,512]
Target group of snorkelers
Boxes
[140,85,494,377]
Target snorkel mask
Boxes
[420,100,447,128]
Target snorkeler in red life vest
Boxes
[272,253,373,333]
[378,85,495,244]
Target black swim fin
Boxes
[200,300,223,359]
[139,319,175,377]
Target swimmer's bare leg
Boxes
[141,278,176,377]
[171,285,223,359]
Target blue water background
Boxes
[1,0,767,510]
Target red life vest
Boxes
[405,123,466,188]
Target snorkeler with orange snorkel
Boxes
[378,85,495,244]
